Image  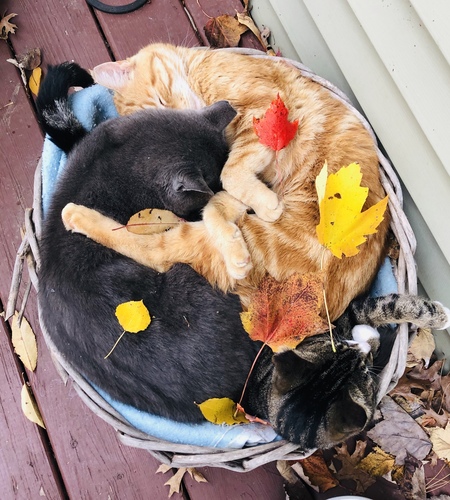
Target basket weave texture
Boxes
[8,48,417,472]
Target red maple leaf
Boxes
[253,94,299,151]
[240,272,329,352]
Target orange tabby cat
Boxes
[62,44,389,320]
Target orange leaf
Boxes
[253,94,299,151]
[240,273,329,352]
[293,450,339,493]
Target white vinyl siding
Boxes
[252,0,450,350]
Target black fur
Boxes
[37,63,448,451]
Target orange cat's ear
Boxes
[92,60,134,90]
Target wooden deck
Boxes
[0,1,290,498]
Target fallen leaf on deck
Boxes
[367,396,432,465]
[292,450,338,492]
[157,466,207,498]
[11,311,38,371]
[240,272,329,352]
[236,12,274,53]
[125,208,183,235]
[17,48,41,71]
[253,94,299,152]
[0,12,18,40]
[333,440,375,493]
[21,383,45,428]
[198,397,249,425]
[28,67,42,96]
[204,15,248,48]
[406,328,435,368]
[316,161,389,259]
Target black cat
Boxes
[37,63,450,452]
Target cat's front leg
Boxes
[202,191,252,280]
[221,145,284,223]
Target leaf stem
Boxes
[320,248,336,353]
[104,330,126,359]
[234,342,267,417]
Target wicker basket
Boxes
[7,48,417,472]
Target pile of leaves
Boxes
[280,329,450,499]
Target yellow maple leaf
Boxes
[197,397,249,425]
[316,162,388,259]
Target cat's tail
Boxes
[36,62,94,153]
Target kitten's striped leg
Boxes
[202,191,253,280]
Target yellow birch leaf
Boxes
[11,311,38,371]
[126,208,183,235]
[29,67,42,96]
[316,162,388,259]
[21,384,45,428]
[115,300,151,333]
[198,397,250,425]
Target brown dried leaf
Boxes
[236,11,272,52]
[163,467,186,497]
[204,15,248,48]
[17,48,42,71]
[440,373,450,412]
[407,328,435,368]
[397,452,426,500]
[333,441,375,493]
[186,468,207,484]
[367,396,432,465]
[408,359,445,391]
[292,450,338,493]
[11,311,38,371]
[0,13,18,40]
[418,407,448,428]
[126,208,183,235]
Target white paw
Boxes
[435,302,450,330]
[349,325,380,354]
[252,193,284,222]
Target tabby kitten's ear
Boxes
[272,350,311,395]
[202,101,237,131]
[328,389,371,439]
[92,60,134,90]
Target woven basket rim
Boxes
[9,48,417,472]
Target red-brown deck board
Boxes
[0,1,288,499]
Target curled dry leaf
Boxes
[11,311,38,371]
[358,446,395,477]
[333,440,375,493]
[17,48,42,71]
[406,328,435,368]
[292,450,338,493]
[0,12,18,40]
[21,384,45,428]
[204,15,248,48]
[29,67,42,97]
[429,423,450,462]
[125,208,183,235]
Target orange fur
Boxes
[69,44,389,320]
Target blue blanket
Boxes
[41,84,397,449]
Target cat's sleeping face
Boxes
[93,44,203,115]
[267,326,379,448]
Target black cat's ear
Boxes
[202,101,237,131]
[172,173,214,196]
[272,350,311,394]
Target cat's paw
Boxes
[223,225,253,279]
[61,203,99,235]
[434,302,450,330]
[251,191,284,222]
